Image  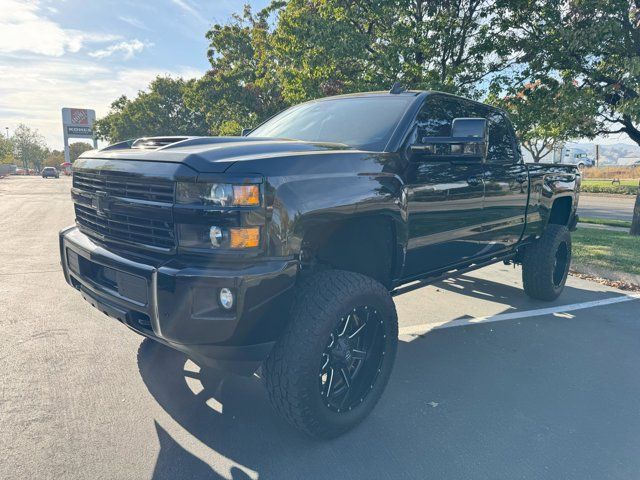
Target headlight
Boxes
[178,224,260,249]
[177,182,260,206]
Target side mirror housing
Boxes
[410,117,487,162]
[451,118,487,138]
[241,128,252,137]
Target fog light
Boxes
[219,288,234,310]
[209,226,223,247]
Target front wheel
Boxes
[264,270,398,439]
[521,224,572,301]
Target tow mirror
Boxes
[410,117,487,162]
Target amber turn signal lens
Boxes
[229,227,260,248]
[232,185,260,206]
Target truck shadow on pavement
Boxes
[138,277,640,480]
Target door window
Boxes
[486,111,517,163]
[412,96,466,143]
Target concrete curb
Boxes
[571,264,640,288]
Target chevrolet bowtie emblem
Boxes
[92,191,110,216]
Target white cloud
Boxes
[170,0,208,24]
[89,39,152,60]
[0,0,120,56]
[118,16,151,31]
[0,55,202,148]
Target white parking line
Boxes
[399,293,640,336]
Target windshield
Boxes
[249,96,413,151]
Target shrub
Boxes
[581,184,638,195]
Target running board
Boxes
[391,253,515,297]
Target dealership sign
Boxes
[61,107,98,162]
[66,126,93,136]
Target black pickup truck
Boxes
[60,90,579,438]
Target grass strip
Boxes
[573,227,640,276]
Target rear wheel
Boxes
[264,269,398,439]
[522,224,572,301]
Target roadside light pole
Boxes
[4,127,8,140]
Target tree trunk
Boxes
[631,180,640,236]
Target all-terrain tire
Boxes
[522,224,572,301]
[264,269,398,439]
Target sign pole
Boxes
[63,127,70,163]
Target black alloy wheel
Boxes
[522,224,572,301]
[319,305,386,413]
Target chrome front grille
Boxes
[73,171,174,203]
[72,170,176,251]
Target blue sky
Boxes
[1,0,634,150]
[0,0,270,148]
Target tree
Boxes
[270,0,515,103]
[12,124,47,171]
[632,181,640,236]
[43,149,65,168]
[0,136,14,164]
[503,0,640,147]
[94,76,209,143]
[68,142,94,162]
[489,77,598,162]
[184,5,287,135]
[184,1,518,134]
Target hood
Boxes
[79,136,350,173]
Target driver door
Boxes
[401,95,489,279]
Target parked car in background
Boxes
[0,164,17,177]
[42,167,59,179]
[560,148,595,170]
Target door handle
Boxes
[467,176,483,186]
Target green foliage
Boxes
[12,124,47,171]
[500,0,640,146]
[270,0,513,102]
[581,183,638,195]
[183,5,287,135]
[0,136,14,164]
[583,179,639,187]
[580,217,632,228]
[68,142,94,162]
[184,0,515,133]
[488,77,598,161]
[44,150,65,168]
[573,227,640,274]
[94,76,209,142]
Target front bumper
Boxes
[59,226,297,375]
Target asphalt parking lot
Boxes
[2,176,640,480]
